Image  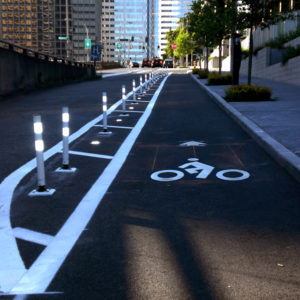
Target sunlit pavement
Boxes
[0,73,300,299]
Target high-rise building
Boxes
[101,0,150,64]
[71,0,101,62]
[0,0,101,62]
[150,0,192,58]
[0,0,56,54]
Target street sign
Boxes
[91,45,101,61]
[172,43,177,50]
[85,38,91,49]
[58,37,68,40]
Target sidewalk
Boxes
[190,73,300,182]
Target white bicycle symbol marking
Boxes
[150,158,250,182]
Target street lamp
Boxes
[84,24,90,62]
[65,0,71,59]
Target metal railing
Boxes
[0,39,88,68]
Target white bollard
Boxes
[120,85,129,116]
[56,107,76,173]
[62,107,70,168]
[132,79,138,104]
[29,115,55,196]
[99,92,112,135]
[144,74,148,91]
[122,85,126,111]
[139,75,143,94]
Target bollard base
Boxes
[29,188,56,197]
[55,167,77,173]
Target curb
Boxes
[189,73,300,183]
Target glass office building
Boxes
[101,0,150,63]
[155,0,193,58]
[0,0,101,62]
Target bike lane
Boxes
[46,74,300,299]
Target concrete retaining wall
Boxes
[0,41,96,97]
[240,47,300,86]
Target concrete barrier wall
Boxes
[240,47,300,86]
[0,42,96,97]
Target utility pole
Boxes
[230,0,237,74]
[84,24,89,62]
[65,0,71,59]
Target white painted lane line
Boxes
[10,74,171,295]
[126,100,150,103]
[0,96,125,292]
[100,71,133,78]
[67,150,113,160]
[13,228,54,247]
[94,125,134,130]
[114,110,144,114]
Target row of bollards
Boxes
[29,71,166,196]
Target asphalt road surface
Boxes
[1,72,300,299]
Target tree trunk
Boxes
[205,47,209,70]
[218,40,222,74]
[186,53,189,67]
[248,26,253,85]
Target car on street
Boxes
[151,58,163,68]
[142,59,151,67]
[163,59,173,68]
[131,61,139,68]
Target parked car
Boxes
[151,58,163,68]
[163,59,173,68]
[142,59,151,67]
[131,61,139,68]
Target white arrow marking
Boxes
[179,141,207,147]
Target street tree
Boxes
[188,0,219,70]
[211,0,236,73]
[174,27,194,67]
[238,0,291,84]
[165,28,180,59]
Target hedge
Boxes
[207,72,232,85]
[224,84,272,102]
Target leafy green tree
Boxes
[188,0,219,70]
[238,0,291,84]
[211,0,236,73]
[174,27,194,66]
[165,28,180,59]
[188,0,236,73]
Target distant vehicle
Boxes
[131,61,139,68]
[142,59,151,67]
[151,58,163,68]
[163,59,173,68]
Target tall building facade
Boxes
[101,0,150,63]
[0,0,101,62]
[155,0,193,58]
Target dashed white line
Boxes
[94,125,134,130]
[67,150,113,160]
[114,110,144,114]
[13,228,54,247]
